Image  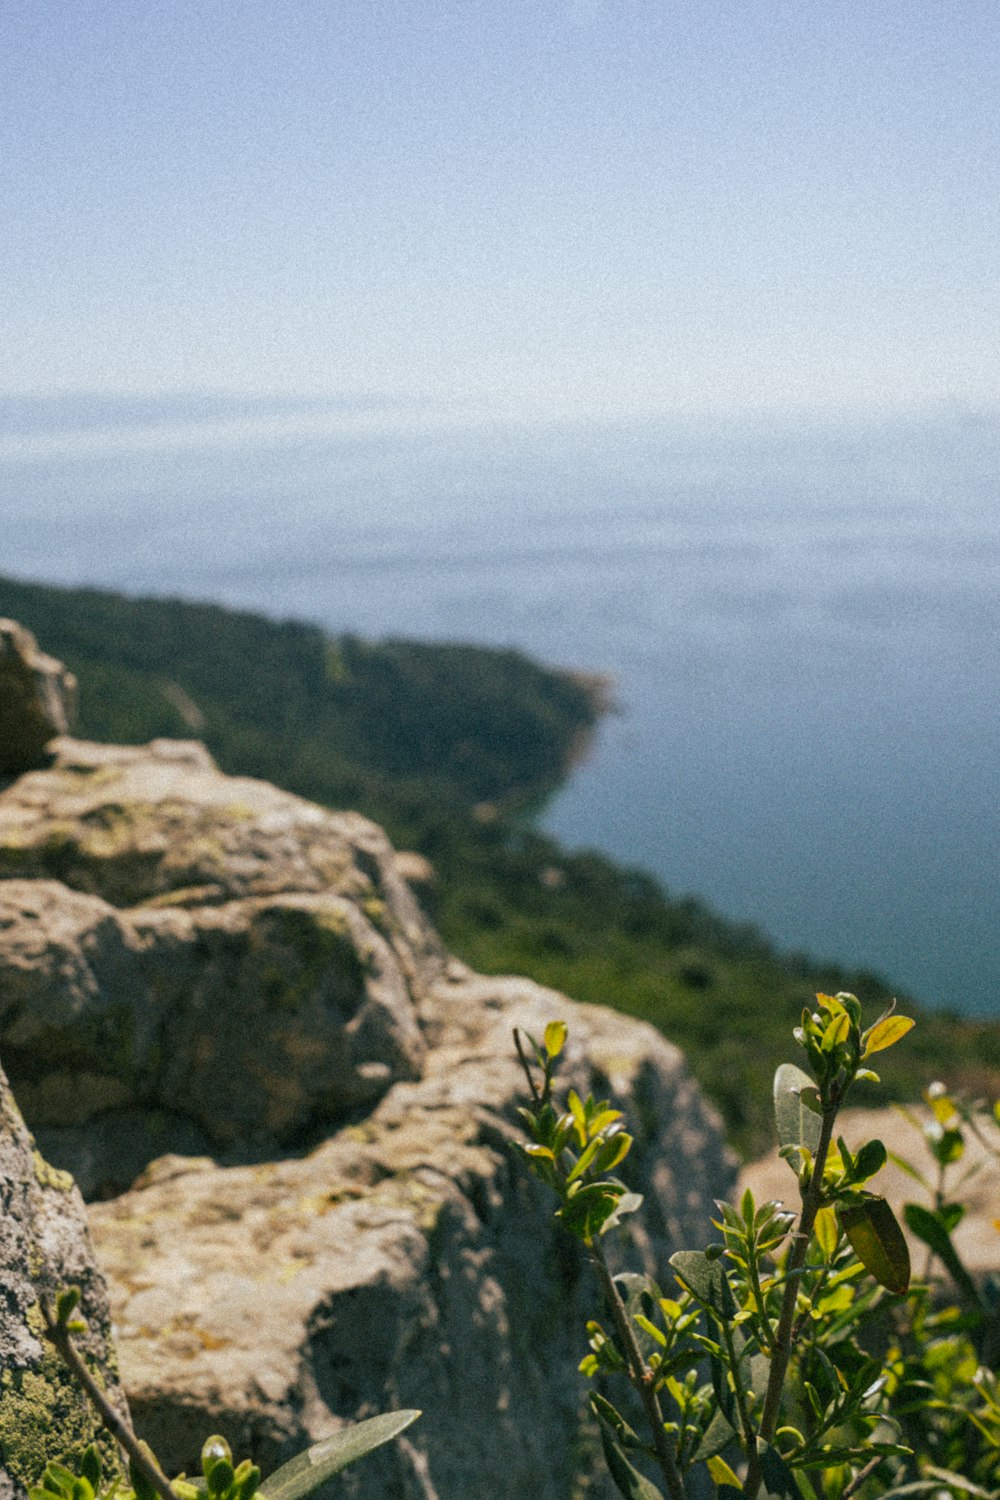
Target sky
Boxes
[3,0,999,427]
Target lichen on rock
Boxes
[0,1062,126,1495]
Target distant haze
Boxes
[2,401,998,1018]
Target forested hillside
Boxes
[4,573,997,1155]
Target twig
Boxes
[40,1297,178,1500]
[589,1237,689,1500]
[841,1450,885,1498]
[743,1100,839,1499]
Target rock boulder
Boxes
[0,738,435,1195]
[0,732,737,1496]
[90,971,734,1497]
[0,1058,127,1497]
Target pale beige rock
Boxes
[0,1057,128,1496]
[0,731,736,1496]
[0,739,440,1194]
[91,973,735,1497]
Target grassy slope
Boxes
[4,574,997,1157]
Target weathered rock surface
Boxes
[0,738,436,1194]
[0,621,76,776]
[0,731,736,1497]
[90,971,733,1496]
[0,1058,127,1496]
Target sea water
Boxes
[2,403,998,1016]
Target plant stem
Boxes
[743,1101,839,1499]
[589,1237,689,1500]
[40,1298,179,1500]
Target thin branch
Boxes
[40,1297,178,1500]
[513,1028,542,1105]
[743,1100,840,1499]
[841,1450,885,1499]
[589,1237,689,1500]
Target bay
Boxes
[2,403,998,1016]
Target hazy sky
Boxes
[4,1,998,422]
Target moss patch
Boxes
[0,1344,118,1489]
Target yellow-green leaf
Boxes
[839,1197,911,1294]
[862,1015,915,1057]
[706,1454,741,1490]
[822,1011,850,1051]
[813,1204,839,1258]
[544,1020,567,1059]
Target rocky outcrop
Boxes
[0,1059,127,1497]
[0,729,736,1497]
[0,738,436,1196]
[89,974,732,1496]
[0,621,76,776]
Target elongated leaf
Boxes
[773,1064,822,1154]
[759,1444,806,1498]
[706,1454,741,1490]
[691,1404,737,1462]
[669,1250,737,1320]
[838,1198,910,1294]
[862,1015,915,1057]
[903,1203,980,1302]
[813,1204,839,1258]
[597,1419,665,1500]
[258,1411,420,1500]
[590,1393,643,1450]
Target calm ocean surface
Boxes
[3,404,998,1017]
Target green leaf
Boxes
[774,1063,822,1154]
[590,1392,643,1449]
[813,1204,839,1258]
[838,1197,911,1294]
[690,1404,737,1461]
[852,1137,887,1184]
[759,1444,806,1498]
[706,1454,741,1490]
[544,1020,567,1059]
[129,1448,160,1500]
[862,1014,915,1057]
[669,1250,737,1320]
[557,1182,625,1241]
[79,1450,102,1494]
[903,1203,980,1302]
[258,1411,421,1500]
[597,1419,666,1500]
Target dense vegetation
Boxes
[4,573,998,1157]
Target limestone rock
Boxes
[0,731,737,1495]
[0,620,77,776]
[0,1057,127,1496]
[90,973,735,1497]
[0,739,439,1194]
